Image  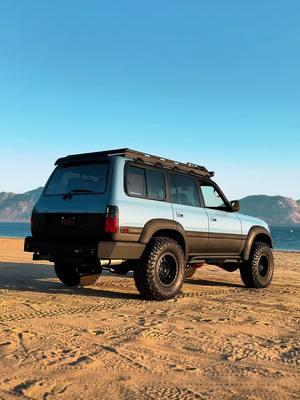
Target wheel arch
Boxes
[139,219,188,257]
[243,226,273,261]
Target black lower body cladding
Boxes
[24,237,98,260]
[97,241,145,259]
[24,237,145,261]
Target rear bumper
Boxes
[24,237,145,261]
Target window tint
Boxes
[45,163,108,195]
[170,180,178,203]
[146,169,165,200]
[127,166,146,197]
[127,166,166,200]
[201,184,226,209]
[171,174,200,207]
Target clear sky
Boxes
[0,0,299,200]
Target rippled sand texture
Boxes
[0,238,299,400]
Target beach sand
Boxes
[0,238,299,399]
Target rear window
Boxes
[45,163,109,195]
[127,165,166,200]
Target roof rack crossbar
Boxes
[124,149,214,178]
[55,148,214,178]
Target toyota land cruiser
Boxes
[24,149,274,300]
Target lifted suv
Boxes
[24,149,274,300]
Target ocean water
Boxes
[0,222,299,251]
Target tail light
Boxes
[104,205,119,233]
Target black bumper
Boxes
[24,237,145,261]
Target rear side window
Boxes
[127,166,146,197]
[146,169,165,200]
[127,165,166,200]
[45,163,108,195]
[171,174,200,207]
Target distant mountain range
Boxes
[0,188,299,225]
[0,188,43,222]
[239,195,300,226]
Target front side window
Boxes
[200,184,227,209]
[45,163,108,195]
[171,174,200,207]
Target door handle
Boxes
[210,217,217,222]
[176,212,184,218]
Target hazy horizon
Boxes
[0,1,299,199]
[0,178,299,201]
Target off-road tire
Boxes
[240,242,274,288]
[134,237,185,300]
[184,264,197,279]
[54,262,101,287]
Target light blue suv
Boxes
[24,149,274,300]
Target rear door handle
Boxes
[210,217,217,222]
[176,212,184,218]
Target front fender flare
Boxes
[243,225,273,260]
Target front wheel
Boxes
[54,262,102,287]
[240,242,274,288]
[134,237,185,300]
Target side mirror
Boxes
[230,200,240,212]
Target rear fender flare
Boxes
[139,219,189,256]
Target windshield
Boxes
[45,163,109,196]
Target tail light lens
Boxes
[104,205,119,233]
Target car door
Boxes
[199,181,242,254]
[169,173,209,254]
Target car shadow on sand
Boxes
[185,277,243,288]
[0,261,243,301]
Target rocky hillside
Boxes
[0,188,43,222]
[239,195,300,226]
[0,188,299,225]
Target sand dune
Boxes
[0,238,299,399]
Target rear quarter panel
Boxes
[110,157,173,229]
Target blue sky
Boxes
[0,0,299,199]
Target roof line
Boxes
[55,148,214,178]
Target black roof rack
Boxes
[55,148,214,178]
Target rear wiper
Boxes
[63,189,95,199]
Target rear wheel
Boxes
[134,237,185,300]
[240,242,274,288]
[54,261,102,287]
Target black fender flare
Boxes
[243,225,273,260]
[139,219,189,256]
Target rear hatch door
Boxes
[32,162,110,242]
